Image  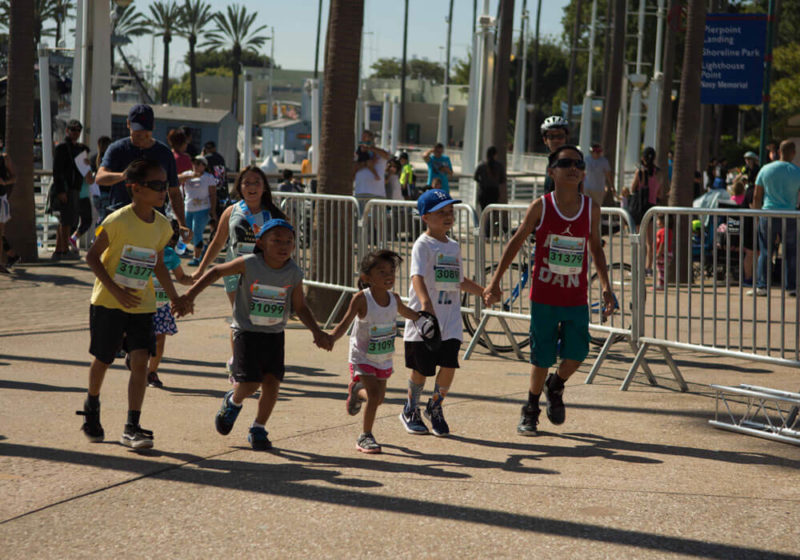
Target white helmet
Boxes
[541,115,569,134]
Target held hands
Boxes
[111,284,141,309]
[482,283,502,307]
[602,290,618,318]
[171,295,194,318]
[313,330,333,351]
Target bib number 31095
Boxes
[249,283,287,326]
[115,245,157,290]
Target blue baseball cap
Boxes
[128,104,154,131]
[417,189,461,215]
[256,218,294,239]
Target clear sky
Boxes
[113,0,570,81]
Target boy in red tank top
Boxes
[484,146,616,436]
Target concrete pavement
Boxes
[1,258,799,558]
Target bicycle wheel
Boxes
[463,263,531,353]
[589,262,632,347]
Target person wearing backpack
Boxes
[628,147,663,275]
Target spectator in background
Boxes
[385,159,404,201]
[278,169,304,193]
[51,119,85,260]
[474,146,506,213]
[705,158,717,192]
[0,137,18,272]
[398,152,415,199]
[69,143,95,251]
[179,126,199,158]
[735,151,760,187]
[540,116,569,194]
[765,143,779,162]
[630,147,662,274]
[422,143,453,194]
[583,143,614,208]
[168,129,193,176]
[180,155,217,266]
[751,140,800,296]
[353,130,390,211]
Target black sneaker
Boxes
[6,254,20,268]
[356,432,382,454]
[215,390,241,435]
[346,380,364,416]
[76,399,104,442]
[147,371,163,388]
[517,404,540,436]
[544,373,566,425]
[248,426,272,451]
[121,424,154,449]
[424,398,450,437]
[399,406,429,435]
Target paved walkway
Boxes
[1,258,799,558]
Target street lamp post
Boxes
[267,28,275,122]
[512,8,529,170]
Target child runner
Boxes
[147,220,193,387]
[193,166,285,376]
[329,250,432,453]
[182,218,331,450]
[180,155,217,266]
[484,145,616,436]
[77,159,191,449]
[400,189,485,436]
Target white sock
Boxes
[229,395,243,407]
[251,421,265,429]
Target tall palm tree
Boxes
[306,0,364,317]
[51,0,70,47]
[0,0,58,46]
[600,0,625,179]
[111,2,154,103]
[203,4,267,117]
[5,0,37,261]
[176,0,212,108]
[491,0,514,184]
[148,0,183,104]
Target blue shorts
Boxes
[186,209,210,247]
[529,302,590,368]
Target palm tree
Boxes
[0,0,58,46]
[111,2,154,103]
[4,0,37,261]
[148,0,183,104]
[600,0,625,179]
[491,0,514,191]
[203,4,268,116]
[51,0,70,47]
[176,0,212,108]
[306,0,364,317]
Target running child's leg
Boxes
[148,334,167,374]
[426,367,455,436]
[88,358,110,396]
[360,376,386,435]
[253,375,280,425]
[126,348,150,414]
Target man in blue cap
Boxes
[96,105,186,236]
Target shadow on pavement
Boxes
[0,442,793,559]
[0,379,85,394]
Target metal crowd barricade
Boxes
[273,191,362,329]
[623,206,800,393]
[359,199,480,317]
[463,204,639,370]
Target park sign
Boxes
[701,13,768,105]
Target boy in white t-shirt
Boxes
[401,190,485,436]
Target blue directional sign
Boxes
[701,13,768,105]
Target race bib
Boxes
[115,245,157,290]
[153,277,169,304]
[367,323,396,356]
[236,242,255,257]
[433,253,461,292]
[249,283,287,326]
[547,235,585,275]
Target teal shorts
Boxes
[223,273,240,293]
[529,302,590,368]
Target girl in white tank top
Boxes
[330,250,423,454]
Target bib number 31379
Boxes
[547,235,585,276]
[115,245,157,290]
[249,283,287,326]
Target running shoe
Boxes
[147,371,163,388]
[215,390,241,435]
[76,399,104,442]
[346,380,364,416]
[399,406,429,435]
[356,432,382,454]
[544,373,566,425]
[68,235,78,251]
[248,426,271,450]
[517,404,540,436]
[424,398,450,437]
[121,424,154,449]
[188,258,200,266]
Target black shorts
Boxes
[89,305,156,365]
[232,331,285,383]
[404,339,461,377]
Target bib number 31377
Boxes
[249,283,287,326]
[115,245,157,290]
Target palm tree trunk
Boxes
[600,0,625,176]
[5,0,37,261]
[492,0,515,203]
[306,0,364,318]
[526,0,542,152]
[161,35,170,104]
[189,36,198,108]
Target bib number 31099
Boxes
[249,283,287,326]
[367,324,396,356]
[115,245,157,290]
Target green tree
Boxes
[771,45,800,117]
[369,57,445,82]
[369,57,401,78]
[451,54,471,85]
[176,0,212,108]
[168,79,191,105]
[187,48,272,74]
[148,0,183,104]
[203,3,268,117]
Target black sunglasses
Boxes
[552,158,586,170]
[143,180,168,192]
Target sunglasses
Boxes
[545,133,567,140]
[68,127,82,132]
[142,180,168,192]
[551,158,586,170]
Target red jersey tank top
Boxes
[530,192,592,306]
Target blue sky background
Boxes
[111,0,570,80]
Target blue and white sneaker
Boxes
[399,406,429,435]
[215,390,241,435]
[248,426,271,450]
[424,399,450,437]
